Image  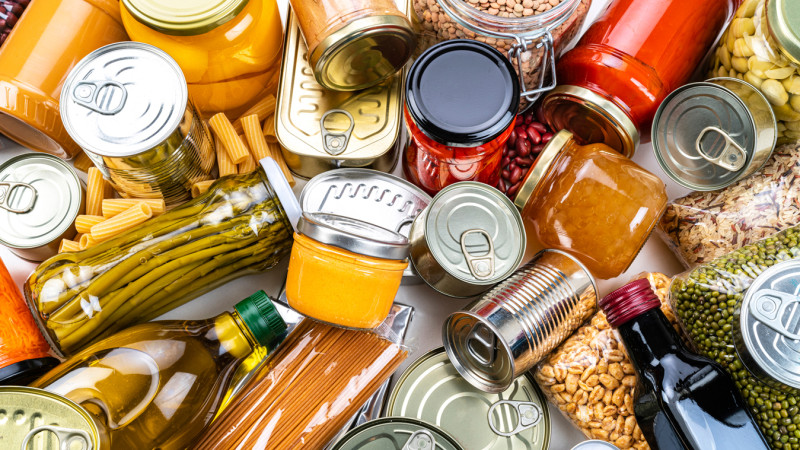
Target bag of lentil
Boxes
[658,141,800,269]
[532,272,679,450]
[670,226,800,450]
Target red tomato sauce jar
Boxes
[403,40,519,195]
[540,0,740,157]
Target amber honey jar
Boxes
[513,130,667,279]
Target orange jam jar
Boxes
[514,130,667,279]
[120,0,283,116]
[287,213,410,329]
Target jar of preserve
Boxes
[541,0,739,157]
[708,0,800,145]
[403,40,519,195]
[120,0,283,117]
[513,130,667,279]
[413,0,591,108]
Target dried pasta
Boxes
[209,113,249,164]
[267,141,295,186]
[72,151,94,172]
[233,94,277,134]
[86,168,108,216]
[59,239,80,253]
[90,203,153,242]
[262,113,277,142]
[79,234,97,250]
[242,114,271,161]
[238,155,258,174]
[74,215,106,234]
[215,136,237,177]
[191,180,215,198]
[101,199,166,218]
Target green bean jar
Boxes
[24,159,300,357]
[670,226,800,449]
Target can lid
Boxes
[571,440,621,450]
[259,157,301,232]
[298,212,411,260]
[735,259,800,389]
[541,85,639,157]
[0,357,60,386]
[121,0,248,35]
[0,154,83,252]
[421,182,525,285]
[406,40,519,147]
[652,80,774,190]
[60,42,188,158]
[311,15,415,91]
[513,130,573,210]
[767,0,800,65]
[234,290,287,348]
[331,417,463,450]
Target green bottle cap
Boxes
[235,290,287,348]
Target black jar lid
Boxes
[405,40,519,147]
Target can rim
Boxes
[330,416,465,450]
[121,0,249,36]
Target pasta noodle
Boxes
[74,215,106,234]
[79,234,97,250]
[215,136,237,177]
[209,113,250,164]
[238,155,258,174]
[266,142,295,186]
[193,320,407,449]
[59,239,80,253]
[86,168,108,216]
[191,180,215,198]
[262,113,277,143]
[90,203,153,243]
[72,151,94,172]
[101,199,166,218]
[242,114,271,161]
[233,94,277,134]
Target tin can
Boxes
[444,249,597,393]
[0,386,104,449]
[571,440,621,450]
[652,77,777,191]
[60,42,214,207]
[275,7,406,179]
[0,154,84,261]
[408,182,525,298]
[387,348,551,449]
[331,417,463,450]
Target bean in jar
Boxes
[496,106,555,197]
[0,0,28,47]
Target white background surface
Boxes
[0,0,699,447]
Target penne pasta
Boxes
[209,113,250,164]
[90,203,153,243]
[242,115,271,161]
[79,233,97,250]
[266,142,295,186]
[233,94,277,133]
[59,239,81,253]
[86,168,108,216]
[75,215,106,234]
[237,155,258,174]
[215,136,237,177]
[191,180,216,198]
[262,113,277,143]
[72,151,94,172]
[101,199,166,218]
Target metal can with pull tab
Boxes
[386,348,551,450]
[330,417,463,450]
[652,77,777,191]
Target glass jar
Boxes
[287,213,409,329]
[708,0,800,145]
[120,0,283,117]
[402,40,519,195]
[514,130,667,279]
[413,0,590,108]
[541,0,739,157]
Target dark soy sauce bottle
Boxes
[599,279,769,450]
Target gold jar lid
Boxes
[540,85,639,158]
[767,0,800,66]
[310,15,416,91]
[513,130,575,211]
[121,0,248,35]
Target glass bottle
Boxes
[599,280,770,450]
[30,290,287,450]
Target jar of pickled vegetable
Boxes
[120,0,283,117]
[403,40,519,195]
[513,130,667,279]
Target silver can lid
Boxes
[60,42,188,158]
[420,182,524,285]
[330,417,463,450]
[571,441,621,450]
[0,154,83,252]
[736,260,800,389]
[652,79,775,191]
[297,212,410,260]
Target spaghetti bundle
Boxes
[193,320,407,449]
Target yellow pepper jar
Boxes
[287,213,410,329]
[120,0,283,117]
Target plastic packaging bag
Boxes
[533,273,679,450]
[658,142,800,269]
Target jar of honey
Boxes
[513,130,667,279]
[120,0,283,117]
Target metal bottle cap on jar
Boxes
[513,130,574,211]
[121,0,248,35]
[409,182,525,298]
[652,78,776,191]
[298,212,410,260]
[766,0,800,65]
[0,154,84,261]
[735,259,800,390]
[386,348,551,450]
[330,417,463,450]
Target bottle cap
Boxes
[599,279,660,328]
[235,290,287,348]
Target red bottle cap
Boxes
[599,279,661,328]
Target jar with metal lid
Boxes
[514,130,667,279]
[286,212,410,329]
[708,0,800,145]
[413,0,590,109]
[60,42,214,208]
[403,40,519,195]
[541,0,739,157]
[120,0,283,117]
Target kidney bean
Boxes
[502,156,511,167]
[510,166,523,184]
[514,157,533,167]
[498,178,508,192]
[524,113,533,125]
[516,138,530,157]
[530,122,547,134]
[496,110,555,197]
[508,129,517,147]
[507,181,522,197]
[541,132,554,144]
[532,144,545,154]
[526,126,541,145]
[502,169,511,180]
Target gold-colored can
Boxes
[275,5,407,179]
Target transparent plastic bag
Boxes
[532,273,679,450]
[658,142,800,269]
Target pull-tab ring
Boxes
[750,289,800,340]
[508,31,557,104]
[460,229,495,280]
[696,126,747,172]
[22,425,93,450]
[467,322,497,366]
[320,109,354,156]
[488,400,542,437]
[401,429,435,450]
[0,181,37,213]
[72,80,127,115]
